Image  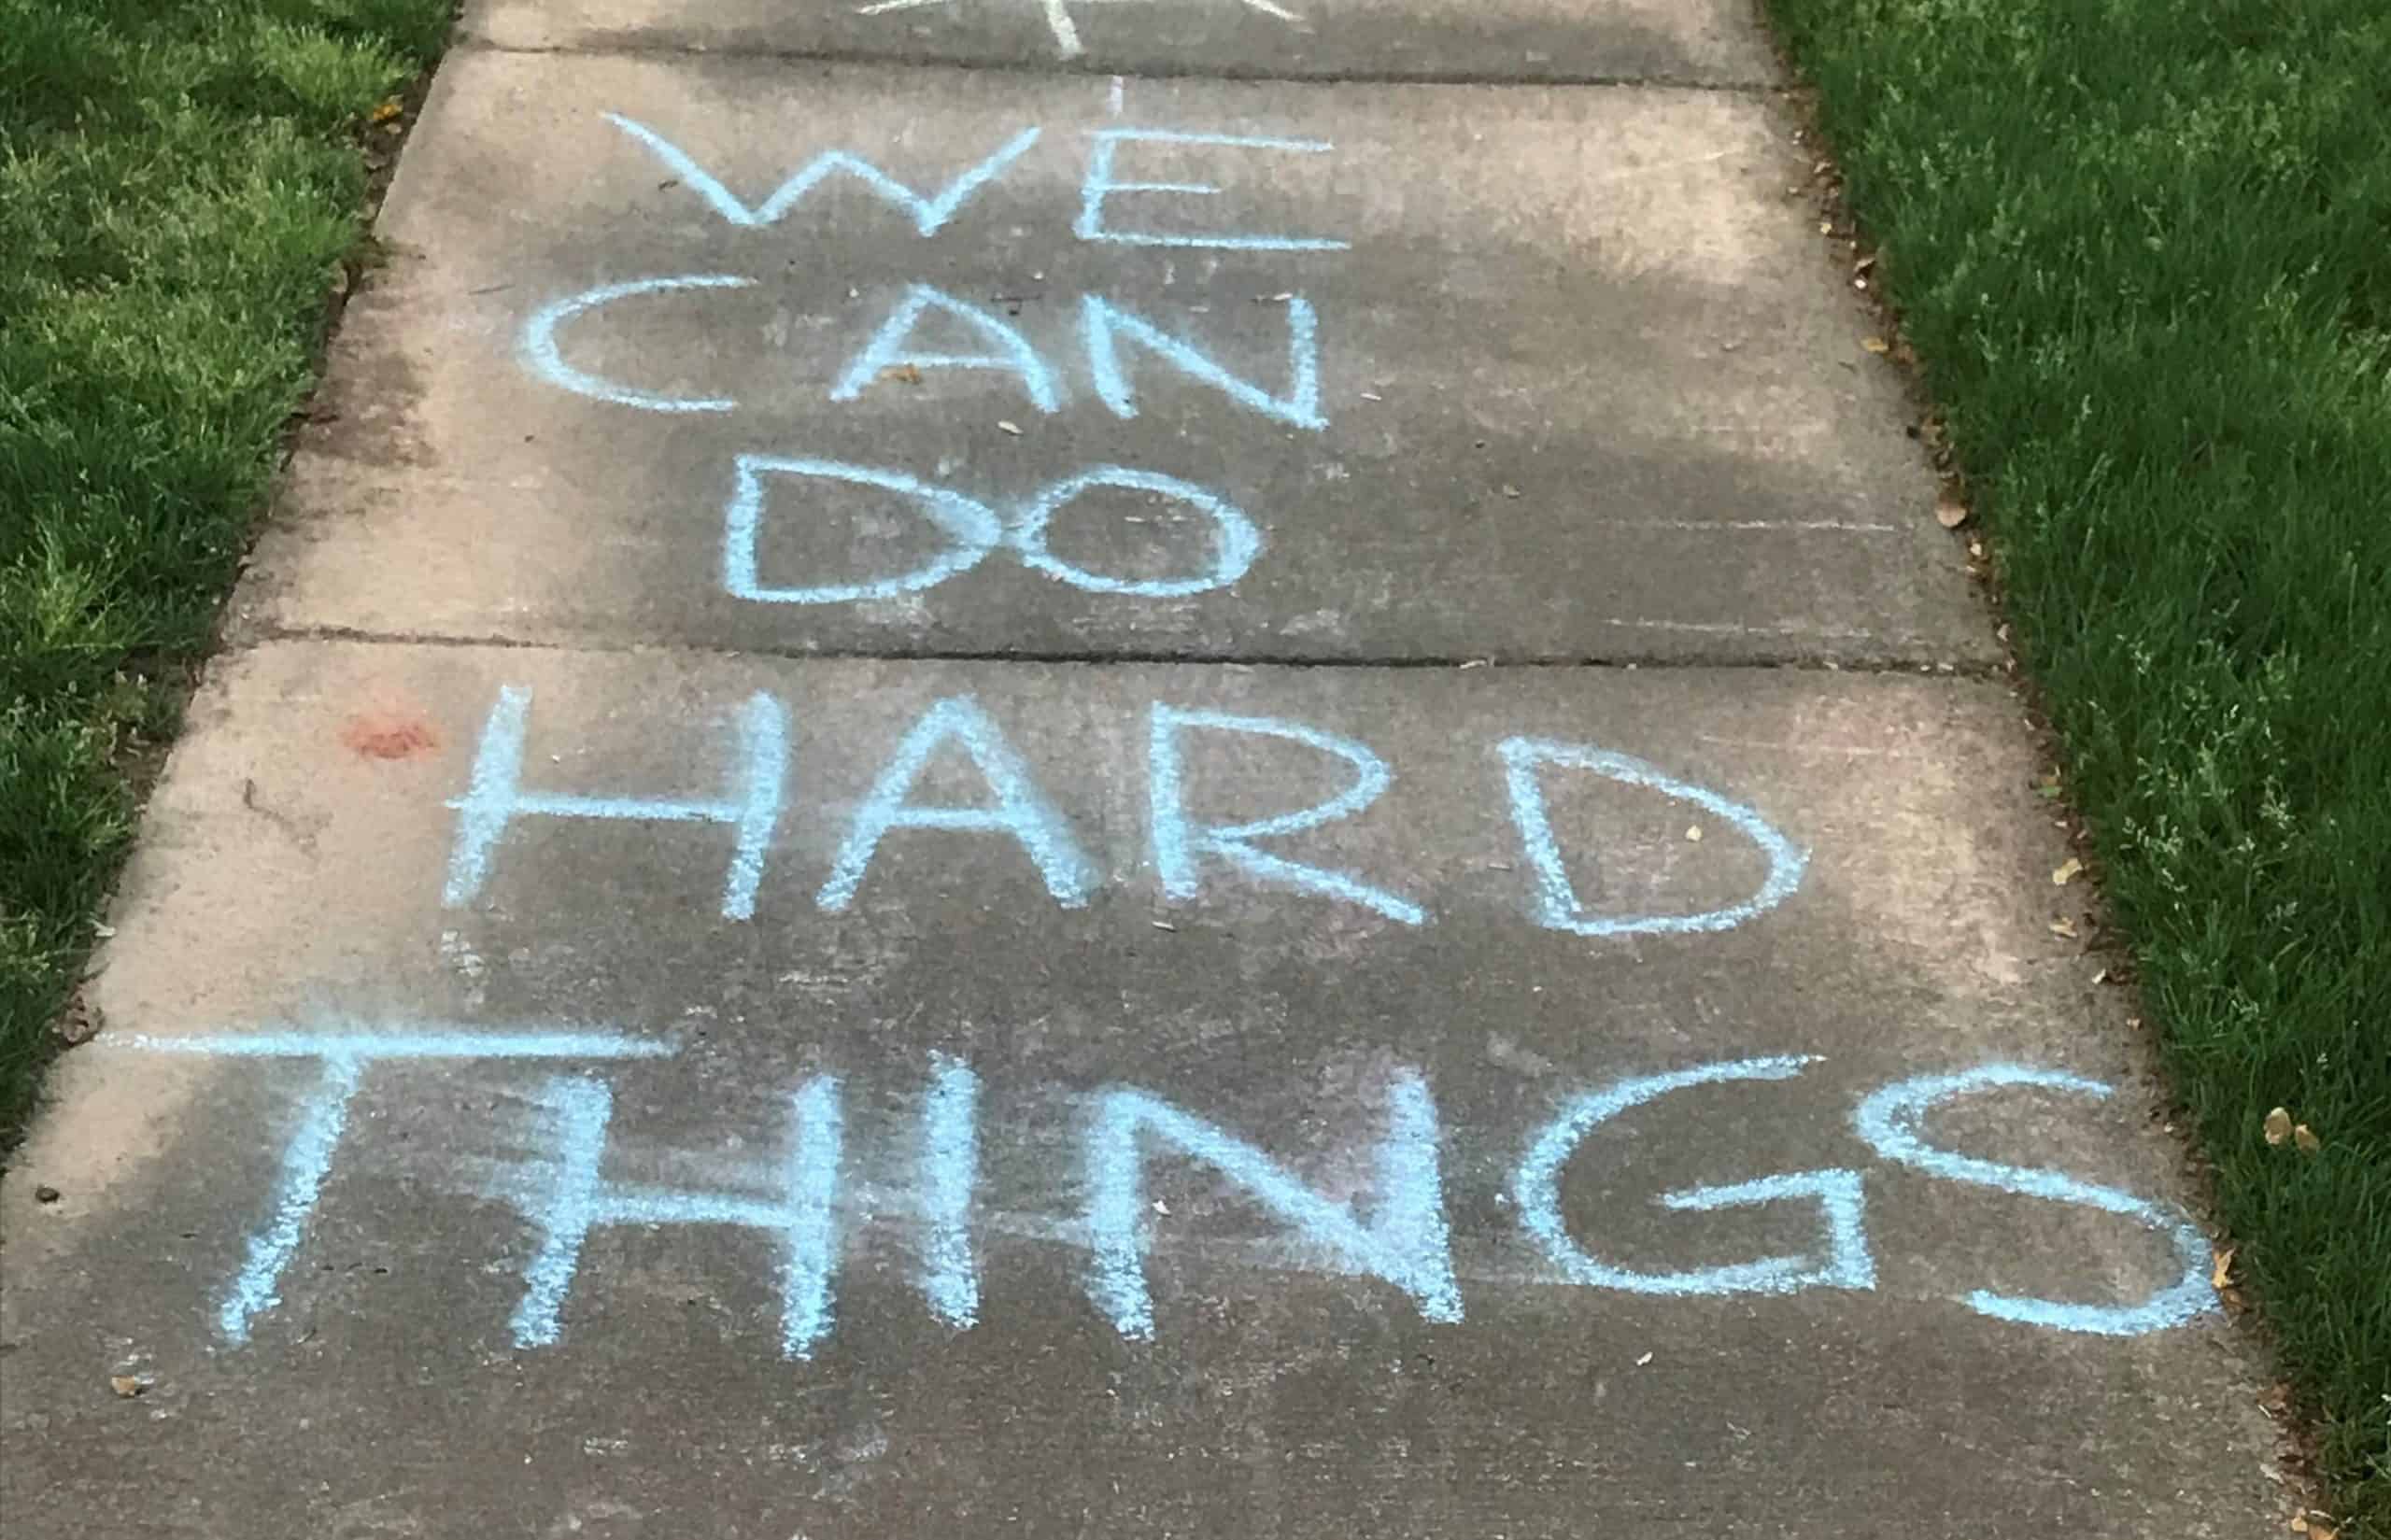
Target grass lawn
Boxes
[1762,0,2391,1527]
[0,0,453,1142]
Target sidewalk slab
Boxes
[462,0,1784,89]
[250,51,1991,667]
[2,640,2276,1539]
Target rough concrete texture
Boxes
[461,0,1785,88]
[248,52,1991,667]
[1,2,2290,1536]
[4,643,2280,1537]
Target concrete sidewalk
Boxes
[1,4,2285,1536]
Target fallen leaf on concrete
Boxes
[881,363,923,385]
[2294,1124,2320,1156]
[1500,484,1522,499]
[1860,336,1891,355]
[109,1376,143,1398]
[2048,917,2078,939]
[1685,826,1703,842]
[996,420,1023,436]
[2263,1108,2293,1146]
[2052,857,2083,885]
[2211,1246,2235,1290]
[1936,495,1971,530]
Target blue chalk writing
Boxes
[1148,706,1423,925]
[509,1076,612,1349]
[818,696,1095,911]
[1012,466,1262,597]
[219,1054,362,1344]
[519,274,751,413]
[116,1028,672,1062]
[724,455,1003,606]
[1852,1067,2215,1336]
[1085,1071,1460,1339]
[604,114,1040,234]
[1081,294,1323,430]
[919,1056,981,1330]
[104,1027,666,1344]
[507,1074,849,1358]
[1498,738,1807,937]
[1515,1057,1875,1297]
[446,685,789,921]
[1077,130,1349,251]
[830,285,1061,413]
[783,1075,846,1358]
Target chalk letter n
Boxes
[446,685,788,921]
[1085,1072,1460,1339]
[1082,295,1323,431]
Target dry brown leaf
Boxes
[1936,495,1971,530]
[370,98,403,124]
[109,1376,143,1398]
[2052,857,2083,886]
[2048,917,2078,940]
[2294,1124,2320,1156]
[1860,336,1891,355]
[2211,1246,2235,1291]
[881,363,924,386]
[2263,1107,2293,1146]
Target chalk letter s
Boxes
[1515,1056,1875,1297]
[1852,1067,2214,1335]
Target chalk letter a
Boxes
[819,696,1095,911]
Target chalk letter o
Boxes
[1012,466,1261,598]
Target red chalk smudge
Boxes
[342,713,440,760]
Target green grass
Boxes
[0,0,453,1143]
[1761,0,2391,1527]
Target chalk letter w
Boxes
[605,115,1039,233]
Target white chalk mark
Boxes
[1612,519,1903,534]
[856,0,1298,55]
[1041,0,1082,55]
[1603,618,1879,640]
